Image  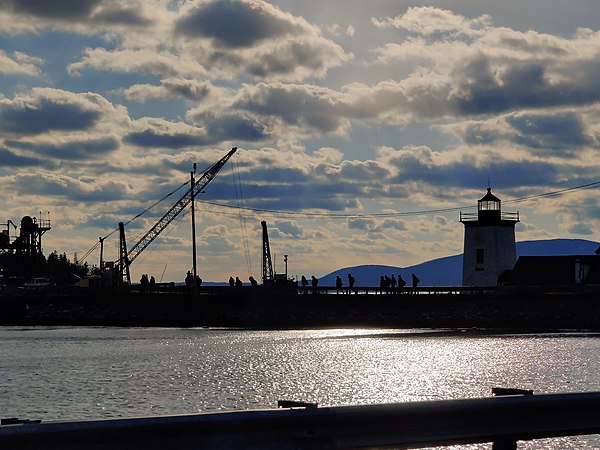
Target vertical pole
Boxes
[284,254,288,280]
[118,222,131,285]
[191,170,197,299]
[99,237,104,270]
[98,236,105,287]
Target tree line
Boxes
[0,250,91,286]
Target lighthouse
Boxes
[460,188,519,286]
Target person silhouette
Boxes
[398,274,406,293]
[411,273,420,291]
[347,273,355,294]
[301,275,308,294]
[311,275,318,294]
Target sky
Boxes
[2,0,600,283]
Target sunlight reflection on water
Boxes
[2,327,600,449]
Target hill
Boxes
[318,239,600,287]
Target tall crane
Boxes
[116,147,237,284]
[261,220,294,288]
[261,220,274,285]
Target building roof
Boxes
[479,188,501,203]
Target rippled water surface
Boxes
[2,327,600,449]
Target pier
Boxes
[3,283,600,330]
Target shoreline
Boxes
[2,286,600,331]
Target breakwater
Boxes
[2,286,600,330]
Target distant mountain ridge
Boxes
[318,239,600,287]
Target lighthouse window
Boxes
[476,248,484,264]
[479,200,500,211]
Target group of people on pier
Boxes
[379,273,419,293]
[139,273,155,291]
[299,275,319,293]
[182,271,420,294]
[297,272,420,294]
[184,271,202,289]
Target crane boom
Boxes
[119,147,237,273]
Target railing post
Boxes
[491,387,534,449]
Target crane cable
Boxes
[129,209,188,275]
[77,180,190,263]
[232,154,253,277]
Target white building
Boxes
[460,188,519,286]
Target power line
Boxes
[503,180,600,205]
[196,199,470,218]
[196,180,600,220]
[78,178,600,262]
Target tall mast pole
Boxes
[99,237,104,270]
[191,165,197,299]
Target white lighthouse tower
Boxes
[460,188,519,286]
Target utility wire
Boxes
[196,179,600,219]
[196,200,470,218]
[78,178,600,262]
[503,180,600,205]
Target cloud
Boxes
[68,48,207,78]
[203,113,269,143]
[174,0,305,48]
[228,82,351,136]
[124,118,208,149]
[243,40,349,80]
[123,78,215,102]
[373,6,491,41]
[123,114,269,149]
[0,89,130,170]
[507,113,590,150]
[0,50,44,75]
[1,0,103,20]
[6,135,120,160]
[173,0,351,81]
[337,160,391,182]
[368,8,600,120]
[0,147,47,167]
[0,0,154,31]
[346,217,407,233]
[0,88,115,135]
[347,217,375,231]
[4,172,131,202]
[197,224,238,255]
[439,111,593,156]
[381,145,565,192]
[273,220,304,237]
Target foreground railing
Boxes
[2,392,600,449]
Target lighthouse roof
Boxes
[480,187,501,203]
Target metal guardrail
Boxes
[2,392,600,449]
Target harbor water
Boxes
[2,326,600,449]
